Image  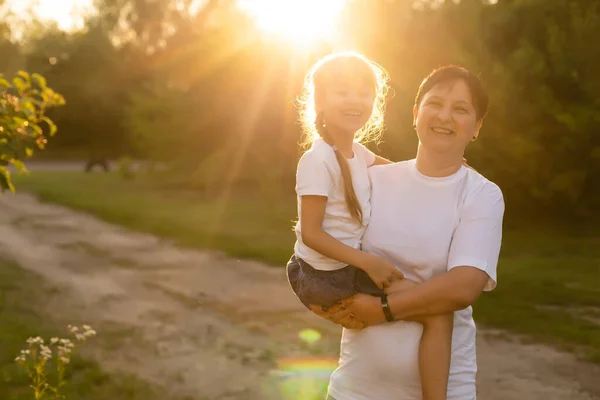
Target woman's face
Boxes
[413,79,482,156]
[318,78,375,137]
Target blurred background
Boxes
[2,0,599,218]
[1,1,600,399]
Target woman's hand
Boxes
[309,303,365,329]
[308,300,363,329]
[309,294,386,329]
[308,278,423,328]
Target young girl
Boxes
[286,51,454,400]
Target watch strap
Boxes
[381,294,394,322]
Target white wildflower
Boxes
[50,337,59,344]
[82,325,96,337]
[57,345,72,356]
[40,345,52,360]
[83,329,96,338]
[26,337,43,345]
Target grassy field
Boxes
[0,258,185,400]
[11,171,600,363]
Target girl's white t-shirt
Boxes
[294,139,376,271]
[328,160,505,400]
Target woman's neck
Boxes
[415,143,463,178]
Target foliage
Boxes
[2,0,599,215]
[0,71,64,191]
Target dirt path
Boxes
[1,192,599,400]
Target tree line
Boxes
[1,0,599,217]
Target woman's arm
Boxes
[372,155,393,166]
[357,142,392,167]
[388,266,490,316]
[312,266,489,327]
[311,182,505,327]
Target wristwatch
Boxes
[380,294,395,322]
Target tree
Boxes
[0,71,65,191]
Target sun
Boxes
[236,0,348,46]
[4,0,94,32]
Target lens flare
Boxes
[264,356,339,400]
[298,328,322,344]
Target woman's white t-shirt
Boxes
[294,139,376,271]
[328,160,505,400]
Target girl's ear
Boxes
[314,90,326,112]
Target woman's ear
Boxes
[412,104,418,128]
[472,120,483,141]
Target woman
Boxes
[311,65,505,400]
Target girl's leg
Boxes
[386,280,453,400]
[419,313,453,400]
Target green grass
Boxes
[13,171,297,265]
[475,229,600,362]
[12,171,600,363]
[0,258,183,400]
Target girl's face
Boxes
[318,77,375,138]
[413,78,482,156]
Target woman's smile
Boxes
[430,126,455,135]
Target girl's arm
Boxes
[301,196,371,267]
[301,195,403,287]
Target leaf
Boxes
[12,117,28,128]
[51,92,66,106]
[12,77,27,92]
[42,116,58,136]
[11,159,26,172]
[32,122,43,134]
[16,71,30,81]
[31,73,47,90]
[0,166,14,193]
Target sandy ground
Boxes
[1,192,599,400]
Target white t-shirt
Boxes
[294,139,376,271]
[328,159,505,400]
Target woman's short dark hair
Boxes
[415,65,489,121]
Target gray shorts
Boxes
[286,255,384,308]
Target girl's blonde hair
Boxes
[297,51,390,224]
